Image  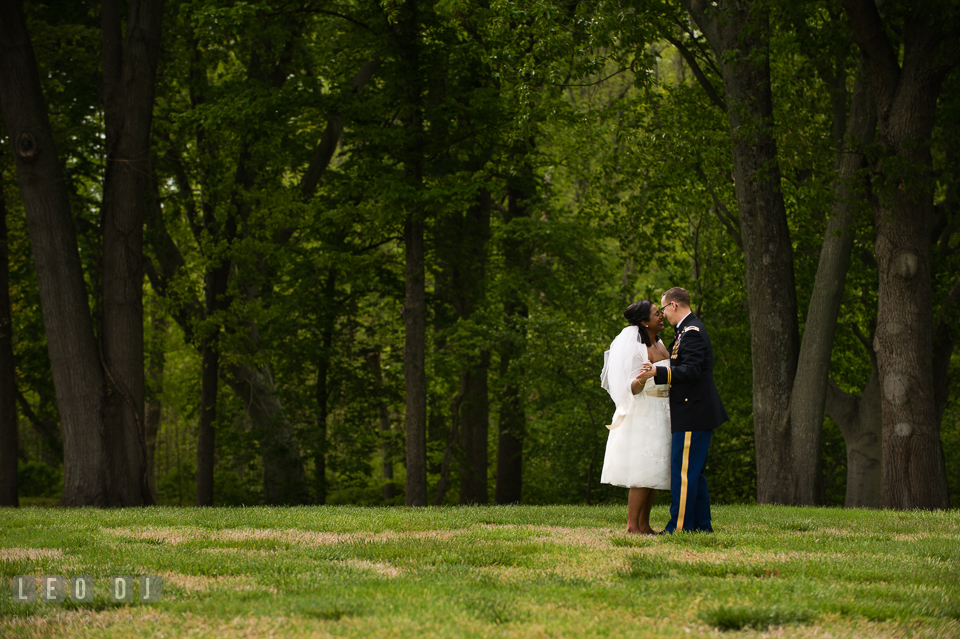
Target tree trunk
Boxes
[195,258,229,507]
[195,342,218,506]
[404,213,428,506]
[443,190,493,506]
[826,368,882,508]
[149,149,310,506]
[459,351,490,504]
[790,66,877,505]
[313,352,328,505]
[874,201,946,508]
[0,0,110,506]
[314,269,336,505]
[99,0,163,506]
[145,301,166,502]
[495,344,525,504]
[401,0,428,507]
[682,0,800,504]
[368,350,396,503]
[843,0,957,509]
[495,176,533,505]
[0,185,19,506]
[225,362,309,505]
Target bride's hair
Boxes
[624,300,661,347]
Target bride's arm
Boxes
[630,344,648,394]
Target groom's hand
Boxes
[636,367,656,382]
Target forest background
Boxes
[0,0,958,511]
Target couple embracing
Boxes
[600,287,727,535]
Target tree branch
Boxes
[901,3,960,89]
[101,0,122,95]
[847,321,878,372]
[664,34,726,111]
[15,390,62,460]
[145,174,203,344]
[824,378,856,431]
[842,0,901,107]
[299,58,382,201]
[679,0,721,59]
[549,67,628,88]
[164,143,204,246]
[694,161,742,248]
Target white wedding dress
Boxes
[599,331,671,490]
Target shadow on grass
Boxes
[610,532,739,550]
[699,604,814,631]
[291,597,361,621]
[0,597,140,619]
[463,593,528,625]
[620,554,782,580]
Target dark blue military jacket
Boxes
[653,313,728,433]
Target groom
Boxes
[637,287,727,533]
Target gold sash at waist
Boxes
[645,386,669,398]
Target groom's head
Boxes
[660,287,690,325]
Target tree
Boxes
[0,175,18,507]
[843,0,959,508]
[0,0,162,506]
[495,157,536,504]
[397,0,429,507]
[679,0,800,504]
[783,5,878,505]
[99,0,164,506]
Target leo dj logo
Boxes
[10,575,163,603]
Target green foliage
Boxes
[16,462,61,498]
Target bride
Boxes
[600,300,671,534]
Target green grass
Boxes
[1,505,958,637]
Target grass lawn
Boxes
[1,504,958,638]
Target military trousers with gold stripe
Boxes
[664,430,713,533]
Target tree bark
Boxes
[682,0,800,504]
[0,0,110,506]
[195,216,230,508]
[790,66,877,505]
[368,350,396,502]
[459,351,490,504]
[99,0,163,506]
[401,0,428,507]
[0,185,19,506]
[225,363,309,504]
[441,190,493,505]
[195,341,218,506]
[314,269,336,505]
[495,343,524,504]
[825,367,882,508]
[404,212,428,506]
[313,351,328,505]
[145,300,166,502]
[495,175,534,505]
[843,0,959,509]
